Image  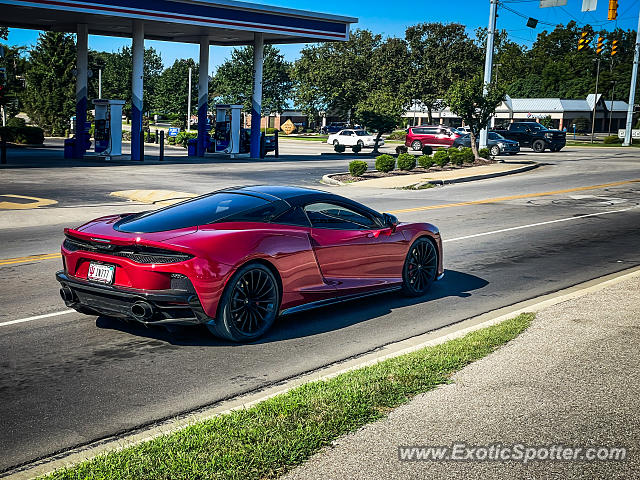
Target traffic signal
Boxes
[596,37,605,54]
[611,39,619,56]
[608,0,618,20]
[578,31,590,51]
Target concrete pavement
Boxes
[284,269,640,480]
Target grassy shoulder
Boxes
[44,313,534,480]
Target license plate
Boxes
[87,263,115,284]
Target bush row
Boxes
[0,125,45,145]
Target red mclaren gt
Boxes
[56,186,443,342]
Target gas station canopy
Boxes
[0,0,357,45]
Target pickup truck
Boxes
[492,122,566,153]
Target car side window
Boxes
[341,130,352,136]
[304,202,379,230]
[511,124,525,132]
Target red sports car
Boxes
[57,186,443,342]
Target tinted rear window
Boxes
[115,193,270,233]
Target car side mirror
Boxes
[382,213,398,232]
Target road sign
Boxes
[168,127,180,137]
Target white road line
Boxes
[0,310,75,328]
[443,206,639,243]
[2,206,637,329]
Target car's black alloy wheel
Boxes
[210,263,280,342]
[402,238,438,296]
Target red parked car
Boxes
[57,186,443,342]
[405,125,461,151]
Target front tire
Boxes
[411,140,422,151]
[333,140,339,146]
[208,263,280,342]
[490,145,501,156]
[402,238,438,297]
[357,140,364,147]
[532,140,546,153]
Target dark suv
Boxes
[405,125,461,151]
[492,122,566,152]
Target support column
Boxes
[197,37,210,157]
[74,24,88,159]
[131,21,144,161]
[250,33,264,159]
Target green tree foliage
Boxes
[210,45,291,115]
[154,58,198,125]
[405,23,482,123]
[355,91,405,153]
[292,29,382,121]
[88,47,163,116]
[0,43,28,118]
[445,77,506,160]
[0,27,7,41]
[23,32,76,135]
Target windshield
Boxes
[115,193,270,233]
[354,130,371,136]
[488,132,505,140]
[528,123,548,131]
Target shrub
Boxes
[397,153,416,171]
[461,147,475,163]
[175,131,197,148]
[351,144,362,154]
[170,119,184,128]
[6,117,26,128]
[395,145,408,154]
[167,136,176,145]
[387,130,407,141]
[375,154,396,173]
[421,145,433,156]
[418,155,434,169]
[449,149,464,166]
[478,147,490,160]
[334,143,346,153]
[604,135,622,144]
[144,132,156,143]
[266,127,277,135]
[433,148,450,167]
[349,160,368,177]
[0,125,45,145]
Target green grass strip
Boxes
[44,313,534,480]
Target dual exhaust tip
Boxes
[60,286,155,321]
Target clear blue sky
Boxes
[5,0,640,74]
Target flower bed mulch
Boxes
[332,158,496,183]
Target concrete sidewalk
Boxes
[283,271,640,480]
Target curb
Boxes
[321,162,540,188]
[4,265,639,480]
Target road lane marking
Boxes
[0,253,61,266]
[0,310,75,328]
[0,194,58,210]
[388,178,640,214]
[443,206,639,243]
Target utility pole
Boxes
[591,57,601,144]
[479,0,498,150]
[623,9,640,146]
[609,80,617,135]
[187,66,192,132]
[98,68,102,99]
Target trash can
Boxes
[187,138,197,157]
[64,138,75,159]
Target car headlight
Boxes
[498,142,505,148]
[545,132,553,138]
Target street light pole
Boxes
[609,80,616,135]
[590,57,601,144]
[479,0,498,150]
[623,8,640,146]
[187,66,192,132]
[98,68,102,99]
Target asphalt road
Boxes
[1,143,639,473]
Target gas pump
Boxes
[93,99,125,158]
[213,104,242,156]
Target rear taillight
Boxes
[63,235,193,264]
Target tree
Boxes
[405,23,482,123]
[0,27,7,41]
[210,45,291,115]
[355,91,405,154]
[89,47,163,116]
[0,43,27,119]
[23,32,76,135]
[445,77,506,160]
[154,58,198,125]
[292,29,382,121]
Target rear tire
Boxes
[208,263,280,342]
[411,140,422,151]
[333,140,339,146]
[402,238,438,297]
